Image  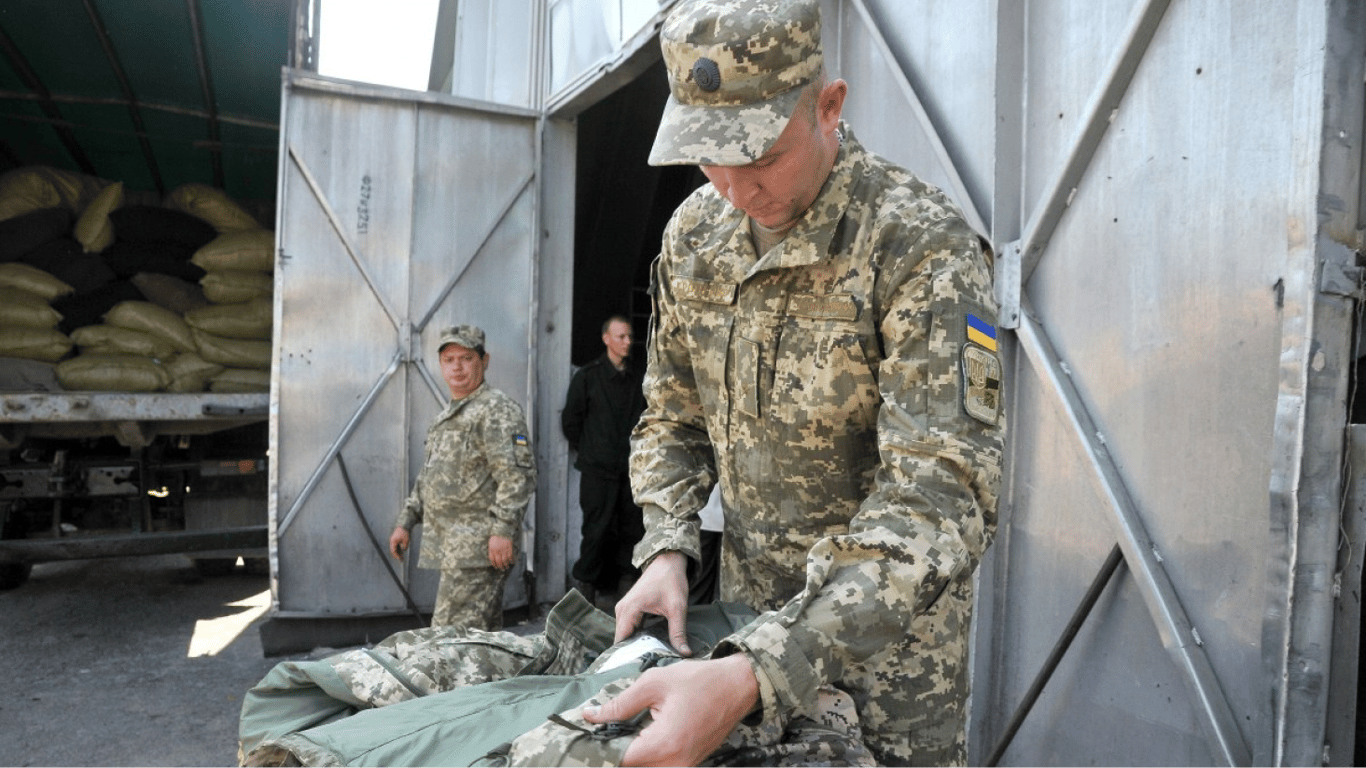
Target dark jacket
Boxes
[561,354,644,478]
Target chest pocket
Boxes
[769,293,880,432]
[422,427,483,502]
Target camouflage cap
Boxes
[438,324,486,353]
[648,0,823,167]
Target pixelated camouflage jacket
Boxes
[396,382,536,569]
[629,124,1005,717]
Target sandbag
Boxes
[192,328,271,369]
[0,262,74,301]
[0,287,62,329]
[208,367,270,393]
[107,205,217,248]
[0,207,74,262]
[0,328,73,363]
[184,296,272,340]
[0,166,107,221]
[0,356,62,392]
[164,182,261,232]
[199,269,272,304]
[70,324,177,360]
[103,300,196,353]
[190,229,275,273]
[131,272,210,314]
[73,180,123,253]
[164,352,224,393]
[56,353,169,392]
[20,238,117,294]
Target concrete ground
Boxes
[0,555,278,767]
[0,553,597,767]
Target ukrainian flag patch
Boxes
[513,434,529,447]
[966,313,997,352]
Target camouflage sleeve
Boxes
[480,399,537,542]
[628,212,718,568]
[718,217,1005,713]
[395,434,429,530]
[395,487,423,531]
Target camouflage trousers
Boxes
[239,591,878,767]
[432,564,509,630]
[723,551,975,767]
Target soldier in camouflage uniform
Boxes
[585,0,1005,765]
[388,325,536,630]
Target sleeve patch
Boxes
[962,344,1002,425]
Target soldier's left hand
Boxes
[488,535,515,570]
[582,654,758,766]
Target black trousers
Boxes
[572,470,643,591]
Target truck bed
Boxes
[0,391,268,446]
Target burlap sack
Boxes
[70,324,177,360]
[0,262,74,301]
[56,353,170,392]
[0,166,108,222]
[73,180,123,253]
[209,367,270,393]
[0,327,72,363]
[184,296,272,340]
[164,352,225,393]
[200,269,272,304]
[192,328,271,369]
[104,300,196,353]
[131,272,210,314]
[0,286,63,329]
[164,182,261,233]
[190,230,275,273]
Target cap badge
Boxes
[692,57,721,92]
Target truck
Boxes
[0,0,290,588]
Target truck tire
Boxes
[0,562,32,590]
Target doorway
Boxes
[569,59,706,366]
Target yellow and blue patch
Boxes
[966,313,997,352]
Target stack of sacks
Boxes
[0,166,273,393]
[169,183,275,394]
[57,300,196,392]
[0,263,75,364]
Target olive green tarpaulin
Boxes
[0,0,290,210]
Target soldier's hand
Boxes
[488,535,515,570]
[388,527,409,560]
[582,654,758,767]
[613,550,691,655]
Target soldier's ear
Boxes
[818,79,847,133]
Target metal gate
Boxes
[269,70,540,618]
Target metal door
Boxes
[269,70,540,618]
[817,1,1362,765]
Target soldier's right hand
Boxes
[388,527,410,560]
[613,550,691,656]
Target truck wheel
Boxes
[0,562,32,590]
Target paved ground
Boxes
[0,555,279,767]
[0,553,585,767]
